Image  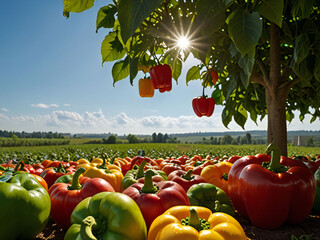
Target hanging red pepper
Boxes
[149,64,172,93]
[228,143,315,229]
[49,167,115,229]
[209,68,218,85]
[122,169,190,228]
[192,86,215,117]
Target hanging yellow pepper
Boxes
[147,205,246,240]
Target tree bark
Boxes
[266,23,289,156]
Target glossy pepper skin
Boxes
[64,192,147,240]
[40,163,70,188]
[122,170,190,228]
[187,183,235,216]
[313,167,320,212]
[0,170,51,240]
[228,143,315,229]
[139,78,155,97]
[200,162,233,195]
[49,167,115,229]
[167,169,206,192]
[147,206,246,240]
[149,64,172,93]
[83,158,123,192]
[122,159,167,190]
[192,97,215,117]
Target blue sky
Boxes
[0,1,318,135]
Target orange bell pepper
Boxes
[147,205,246,240]
[200,162,233,195]
[139,77,155,97]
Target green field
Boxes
[0,143,318,164]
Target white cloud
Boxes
[63,104,71,107]
[0,108,9,112]
[31,103,59,109]
[0,110,318,134]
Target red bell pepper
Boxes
[228,143,315,229]
[167,169,206,192]
[130,153,160,170]
[192,96,215,117]
[149,64,172,93]
[122,170,190,228]
[40,163,70,188]
[49,167,115,229]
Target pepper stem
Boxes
[141,169,158,194]
[266,143,281,171]
[181,169,194,181]
[202,85,206,98]
[14,160,24,172]
[99,157,107,169]
[189,208,201,230]
[68,167,85,190]
[80,216,97,240]
[136,159,147,179]
[56,163,67,173]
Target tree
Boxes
[127,134,139,143]
[152,132,157,143]
[246,132,252,144]
[63,0,320,156]
[221,134,233,144]
[104,135,117,144]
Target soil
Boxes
[36,212,320,240]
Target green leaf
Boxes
[227,9,262,56]
[118,0,163,43]
[195,0,226,34]
[112,56,130,85]
[226,76,237,100]
[186,66,201,85]
[237,48,255,88]
[172,59,182,82]
[63,0,95,13]
[234,105,247,129]
[130,57,138,85]
[249,108,258,124]
[222,107,232,128]
[286,110,294,122]
[101,32,126,64]
[294,34,310,64]
[96,5,117,33]
[291,0,315,19]
[211,88,222,103]
[256,0,284,27]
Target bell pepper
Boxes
[40,162,70,188]
[187,182,235,216]
[77,157,104,169]
[122,159,167,190]
[210,68,218,85]
[200,162,233,195]
[147,206,246,240]
[192,93,215,117]
[113,157,132,175]
[49,167,115,229]
[167,169,206,192]
[83,159,123,192]
[228,143,315,229]
[139,77,155,97]
[0,168,51,240]
[64,191,147,240]
[130,152,160,170]
[122,169,190,228]
[313,167,320,213]
[149,64,172,93]
[32,173,49,191]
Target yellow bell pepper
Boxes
[200,162,233,195]
[148,206,246,240]
[83,164,123,192]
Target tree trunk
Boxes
[266,23,289,156]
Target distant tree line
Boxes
[0,130,66,139]
[190,133,267,145]
[0,135,70,147]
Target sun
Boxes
[176,36,190,50]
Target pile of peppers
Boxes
[1,145,319,239]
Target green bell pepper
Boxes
[187,182,235,216]
[313,168,320,212]
[64,191,147,240]
[121,159,167,190]
[0,170,51,240]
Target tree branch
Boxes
[249,72,265,86]
[256,58,269,82]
